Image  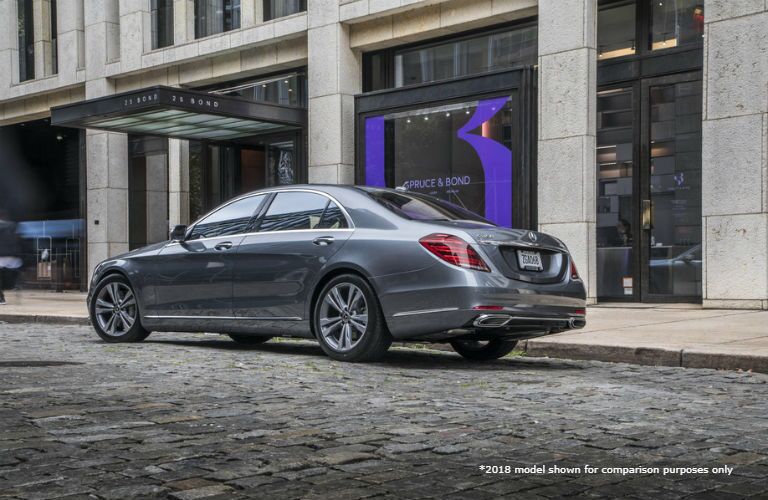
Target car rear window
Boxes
[361,188,492,224]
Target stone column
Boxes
[537,0,598,303]
[168,138,190,227]
[307,0,360,184]
[241,0,263,27]
[33,0,54,77]
[173,0,194,44]
[119,0,148,72]
[84,0,129,275]
[146,153,170,243]
[85,129,130,271]
[702,2,768,309]
[56,0,86,84]
[0,0,16,88]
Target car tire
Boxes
[313,274,391,362]
[228,334,272,345]
[89,275,150,343]
[450,339,518,361]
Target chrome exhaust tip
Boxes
[473,314,512,328]
[568,317,586,329]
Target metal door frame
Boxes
[638,70,703,303]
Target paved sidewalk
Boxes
[2,291,768,373]
[0,291,89,324]
[521,305,768,373]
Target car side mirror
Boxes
[170,225,187,242]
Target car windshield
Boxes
[361,188,493,225]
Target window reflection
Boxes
[596,88,635,299]
[394,26,536,88]
[188,194,265,239]
[259,192,332,232]
[647,81,702,296]
[363,96,516,227]
[151,0,174,49]
[195,0,240,39]
[651,1,704,51]
[263,0,306,21]
[317,203,348,229]
[598,0,636,60]
[18,0,34,81]
[212,73,306,107]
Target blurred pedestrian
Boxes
[0,209,22,304]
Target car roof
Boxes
[234,184,403,199]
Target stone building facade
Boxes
[0,0,766,309]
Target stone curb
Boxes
[521,340,768,374]
[0,314,90,326]
[0,316,766,374]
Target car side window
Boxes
[317,201,349,229]
[187,194,266,240]
[259,192,343,232]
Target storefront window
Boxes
[651,1,704,51]
[263,0,306,21]
[17,0,34,81]
[195,0,240,39]
[392,25,536,89]
[596,88,635,299]
[647,81,702,296]
[266,139,296,185]
[188,134,299,220]
[213,72,306,107]
[50,0,58,74]
[363,95,516,227]
[151,0,174,49]
[0,120,84,291]
[598,0,636,60]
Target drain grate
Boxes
[0,360,84,368]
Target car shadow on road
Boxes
[145,337,583,372]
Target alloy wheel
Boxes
[94,282,137,337]
[319,283,368,352]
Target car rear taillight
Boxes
[570,258,581,281]
[419,234,490,272]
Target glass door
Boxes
[596,85,639,300]
[640,73,702,301]
[596,72,702,302]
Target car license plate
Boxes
[517,250,543,271]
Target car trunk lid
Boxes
[461,226,569,284]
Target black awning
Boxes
[51,86,306,141]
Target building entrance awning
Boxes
[51,86,306,141]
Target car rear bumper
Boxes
[384,305,586,341]
[373,267,587,340]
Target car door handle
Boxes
[313,236,335,246]
[214,241,233,251]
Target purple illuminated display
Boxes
[364,116,386,187]
[456,96,512,227]
[364,96,513,226]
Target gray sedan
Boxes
[87,185,587,362]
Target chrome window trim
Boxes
[166,227,354,245]
[183,188,355,242]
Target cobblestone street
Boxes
[1,323,767,499]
